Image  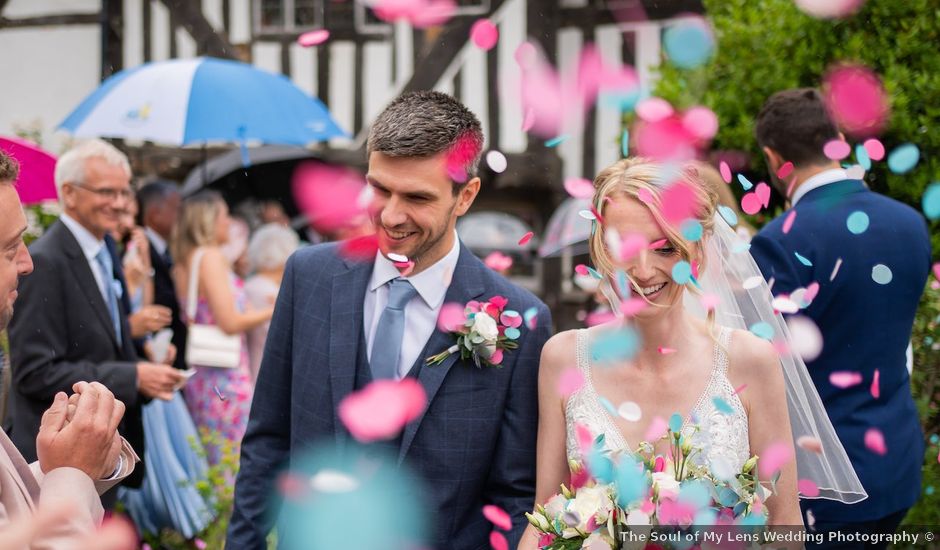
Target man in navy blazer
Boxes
[227,91,552,549]
[750,88,930,545]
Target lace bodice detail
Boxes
[564,327,750,473]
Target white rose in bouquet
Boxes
[471,312,499,342]
[544,493,567,519]
[568,485,614,531]
[625,509,651,525]
[651,472,681,500]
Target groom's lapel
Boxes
[329,255,373,447]
[398,244,487,464]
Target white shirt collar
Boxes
[60,213,106,262]
[369,231,461,309]
[790,168,850,207]
[144,226,168,256]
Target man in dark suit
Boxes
[228,91,552,550]
[750,89,931,546]
[7,139,184,491]
[137,180,186,371]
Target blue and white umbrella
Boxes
[59,57,346,146]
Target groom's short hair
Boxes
[367,91,484,192]
[755,88,840,167]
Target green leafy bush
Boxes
[654,0,940,255]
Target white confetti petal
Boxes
[617,401,643,422]
[486,150,507,173]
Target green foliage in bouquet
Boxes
[653,0,940,256]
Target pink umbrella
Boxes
[0,136,58,204]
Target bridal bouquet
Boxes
[527,426,771,549]
[426,296,521,368]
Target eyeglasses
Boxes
[71,183,134,201]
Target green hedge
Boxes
[654,0,940,255]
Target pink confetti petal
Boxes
[755,183,771,208]
[931,262,940,282]
[648,238,669,249]
[635,97,674,122]
[620,233,649,260]
[699,293,720,311]
[637,188,655,205]
[782,210,797,234]
[733,384,747,395]
[644,416,668,442]
[521,107,535,132]
[484,251,513,272]
[576,423,593,455]
[657,347,677,354]
[489,531,508,550]
[741,192,762,215]
[864,428,887,455]
[514,41,537,68]
[634,116,696,161]
[564,177,595,199]
[681,106,719,140]
[437,302,466,332]
[470,19,499,50]
[794,0,865,18]
[586,310,617,327]
[830,371,863,389]
[797,435,824,454]
[823,64,889,136]
[823,139,851,160]
[660,182,699,225]
[482,504,512,531]
[871,369,880,399]
[297,29,330,47]
[863,138,885,161]
[804,282,820,302]
[719,161,732,183]
[557,368,585,398]
[575,264,590,276]
[620,298,648,317]
[776,161,794,180]
[798,479,820,497]
[518,231,534,246]
[293,162,367,233]
[758,441,795,477]
[277,472,309,501]
[338,379,427,442]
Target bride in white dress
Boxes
[518,159,802,548]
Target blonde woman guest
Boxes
[171,191,273,463]
[244,224,299,382]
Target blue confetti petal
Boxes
[749,321,775,340]
[680,219,703,242]
[717,487,740,507]
[737,173,754,191]
[616,270,630,296]
[718,205,738,227]
[923,182,940,221]
[846,211,870,234]
[587,266,603,280]
[544,135,568,148]
[598,396,617,415]
[679,479,713,509]
[926,486,935,496]
[855,144,871,170]
[712,397,734,415]
[887,143,920,174]
[662,20,714,69]
[930,434,939,445]
[672,261,693,284]
[588,447,615,484]
[621,129,630,158]
[615,456,648,507]
[732,242,751,254]
[872,264,893,285]
[504,327,521,340]
[669,413,683,433]
[794,251,813,266]
[523,307,538,326]
[591,326,641,363]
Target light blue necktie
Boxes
[94,247,122,342]
[371,278,418,380]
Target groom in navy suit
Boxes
[750,89,931,546]
[228,91,552,549]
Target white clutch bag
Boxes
[184,248,241,369]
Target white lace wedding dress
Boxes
[564,327,751,474]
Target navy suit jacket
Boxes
[750,179,930,522]
[227,242,552,549]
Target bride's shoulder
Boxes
[725,327,780,379]
[540,329,580,370]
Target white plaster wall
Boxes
[0,25,101,153]
[3,0,99,18]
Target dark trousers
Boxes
[807,509,909,549]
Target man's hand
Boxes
[128,304,172,338]
[136,362,185,401]
[36,382,126,479]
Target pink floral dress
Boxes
[183,274,254,465]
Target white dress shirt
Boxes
[790,168,850,207]
[60,213,119,306]
[144,226,168,257]
[364,233,461,379]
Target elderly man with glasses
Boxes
[7,139,183,504]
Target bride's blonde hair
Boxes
[588,157,719,313]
